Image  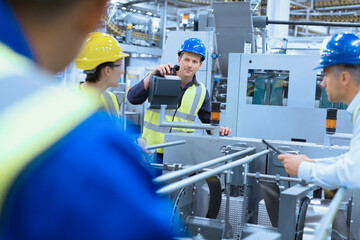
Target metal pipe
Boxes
[159,0,167,49]
[267,20,360,28]
[146,140,186,150]
[156,150,270,195]
[312,187,347,240]
[154,147,255,183]
[247,173,301,183]
[160,122,216,130]
[150,163,231,174]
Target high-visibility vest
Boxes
[101,91,120,117]
[0,42,100,215]
[78,84,120,118]
[143,82,206,153]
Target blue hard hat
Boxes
[178,38,206,62]
[314,32,360,70]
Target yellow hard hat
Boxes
[75,32,129,70]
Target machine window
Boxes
[246,69,289,106]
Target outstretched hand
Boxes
[278,154,314,176]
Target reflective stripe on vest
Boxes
[0,42,100,214]
[147,109,196,122]
[78,84,120,118]
[142,82,206,153]
[353,104,360,124]
[102,91,119,117]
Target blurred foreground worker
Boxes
[278,32,360,189]
[0,0,173,239]
[75,32,129,118]
[128,38,231,175]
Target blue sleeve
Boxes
[1,112,174,240]
[198,90,211,124]
[127,78,149,105]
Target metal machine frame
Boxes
[157,133,358,239]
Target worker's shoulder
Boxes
[65,111,139,155]
[53,111,142,165]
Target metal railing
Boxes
[146,140,186,150]
[247,172,301,183]
[154,147,255,183]
[156,150,269,195]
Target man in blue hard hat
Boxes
[278,32,360,189]
[128,38,231,176]
[0,0,174,239]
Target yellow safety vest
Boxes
[78,84,120,118]
[101,91,120,118]
[0,43,100,215]
[143,82,206,153]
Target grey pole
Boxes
[157,150,269,195]
[146,140,186,150]
[267,20,360,28]
[154,147,255,183]
[247,173,301,183]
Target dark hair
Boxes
[85,62,114,83]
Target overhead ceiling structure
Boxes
[260,0,360,36]
[104,0,360,55]
[110,0,360,36]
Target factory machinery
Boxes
[151,134,358,240]
[140,77,359,239]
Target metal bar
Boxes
[328,133,352,140]
[150,163,231,174]
[146,140,186,150]
[160,122,216,130]
[267,20,360,28]
[154,147,255,183]
[156,150,269,195]
[315,4,360,11]
[291,10,357,16]
[247,173,301,183]
[239,163,249,239]
[159,0,167,49]
[313,187,347,240]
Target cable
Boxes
[170,89,184,133]
[169,108,178,133]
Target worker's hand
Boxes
[144,64,174,90]
[219,126,231,136]
[136,137,150,154]
[277,154,314,176]
[151,63,174,76]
